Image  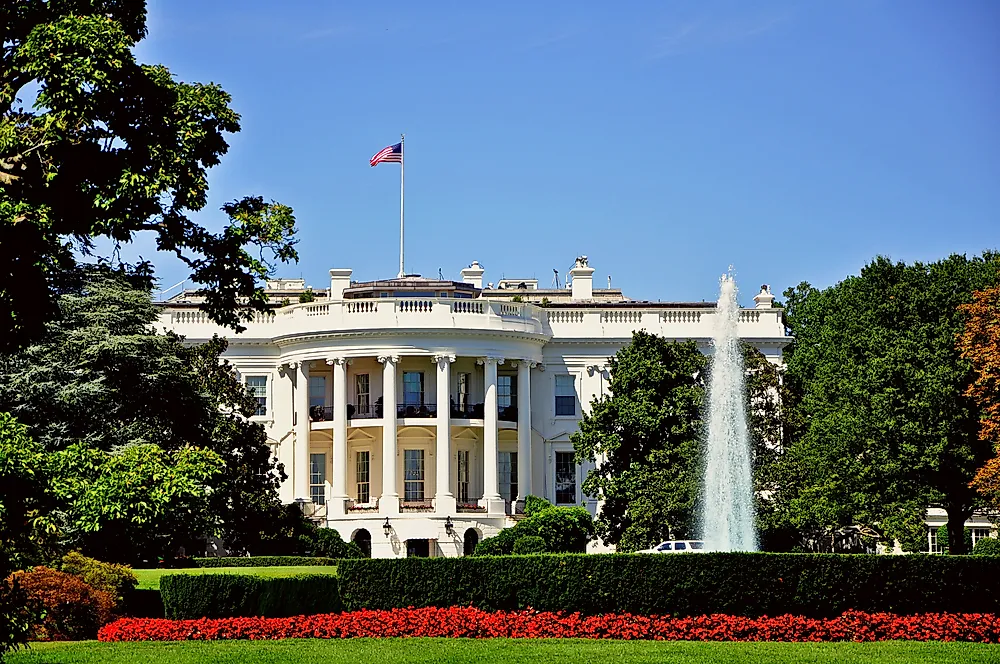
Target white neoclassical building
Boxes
[159,257,789,558]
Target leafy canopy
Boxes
[1,1,298,351]
[776,253,999,555]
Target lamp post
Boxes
[383,517,391,537]
[445,516,454,536]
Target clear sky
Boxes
[128,0,998,305]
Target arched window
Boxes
[352,528,372,558]
[463,528,479,556]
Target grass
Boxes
[8,639,999,664]
[132,566,337,590]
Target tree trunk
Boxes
[946,506,970,555]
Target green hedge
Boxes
[192,556,338,568]
[160,574,342,619]
[973,538,1000,556]
[338,552,1000,617]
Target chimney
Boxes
[329,268,352,301]
[754,284,775,309]
[569,256,594,300]
[460,261,485,289]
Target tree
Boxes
[0,266,288,561]
[960,286,1000,509]
[572,332,785,552]
[777,254,999,555]
[1,2,298,352]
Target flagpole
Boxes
[398,133,405,278]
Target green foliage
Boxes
[472,506,593,556]
[0,554,31,660]
[192,557,338,568]
[338,552,1000,617]
[311,529,364,560]
[297,289,315,304]
[972,537,1000,556]
[523,495,552,517]
[0,268,290,562]
[60,552,137,602]
[777,254,1000,554]
[1,3,298,352]
[160,574,341,619]
[0,413,59,567]
[512,536,547,555]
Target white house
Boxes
[159,256,789,558]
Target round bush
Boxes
[9,567,115,640]
[513,536,547,555]
[61,552,137,600]
[973,537,1000,556]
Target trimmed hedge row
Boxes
[160,574,342,619]
[337,552,1000,618]
[191,556,338,568]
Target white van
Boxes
[636,540,706,554]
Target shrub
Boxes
[61,552,137,601]
[193,556,337,568]
[523,495,553,517]
[472,506,593,556]
[312,529,364,560]
[160,573,341,619]
[9,567,115,640]
[513,536,547,555]
[99,608,1000,642]
[338,552,1000,617]
[973,537,1000,556]
[1,563,31,659]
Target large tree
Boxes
[0,266,288,561]
[960,286,1000,510]
[1,1,297,352]
[571,331,783,552]
[778,253,999,555]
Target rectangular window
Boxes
[928,528,945,554]
[555,375,576,416]
[356,450,370,504]
[355,373,370,415]
[403,372,424,406]
[309,375,327,409]
[246,376,268,416]
[555,451,576,504]
[499,451,518,503]
[497,375,516,408]
[404,449,425,502]
[309,453,326,505]
[971,528,992,548]
[457,450,470,503]
[457,372,470,410]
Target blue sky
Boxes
[128,0,998,304]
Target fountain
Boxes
[700,272,758,552]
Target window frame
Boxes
[554,450,577,505]
[554,374,576,417]
[245,375,269,418]
[309,375,327,410]
[457,449,471,503]
[309,453,327,505]
[356,449,371,504]
[355,373,371,414]
[402,371,424,406]
[499,451,518,503]
[403,449,425,502]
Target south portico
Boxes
[277,340,541,557]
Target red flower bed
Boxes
[99,607,1000,643]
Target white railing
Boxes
[601,310,643,324]
[660,310,702,324]
[547,310,584,323]
[453,300,485,314]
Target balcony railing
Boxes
[451,403,485,419]
[309,403,384,421]
[397,403,437,418]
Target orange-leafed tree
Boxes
[961,285,1000,507]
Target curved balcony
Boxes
[160,297,546,341]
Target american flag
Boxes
[370,142,403,166]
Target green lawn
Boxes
[132,566,337,590]
[8,639,998,664]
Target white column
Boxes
[434,354,456,513]
[480,356,504,511]
[327,356,349,516]
[379,355,400,515]
[293,361,310,502]
[515,359,533,509]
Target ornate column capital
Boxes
[377,354,400,365]
[515,359,538,369]
[325,356,352,366]
[432,353,456,367]
[476,356,505,366]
